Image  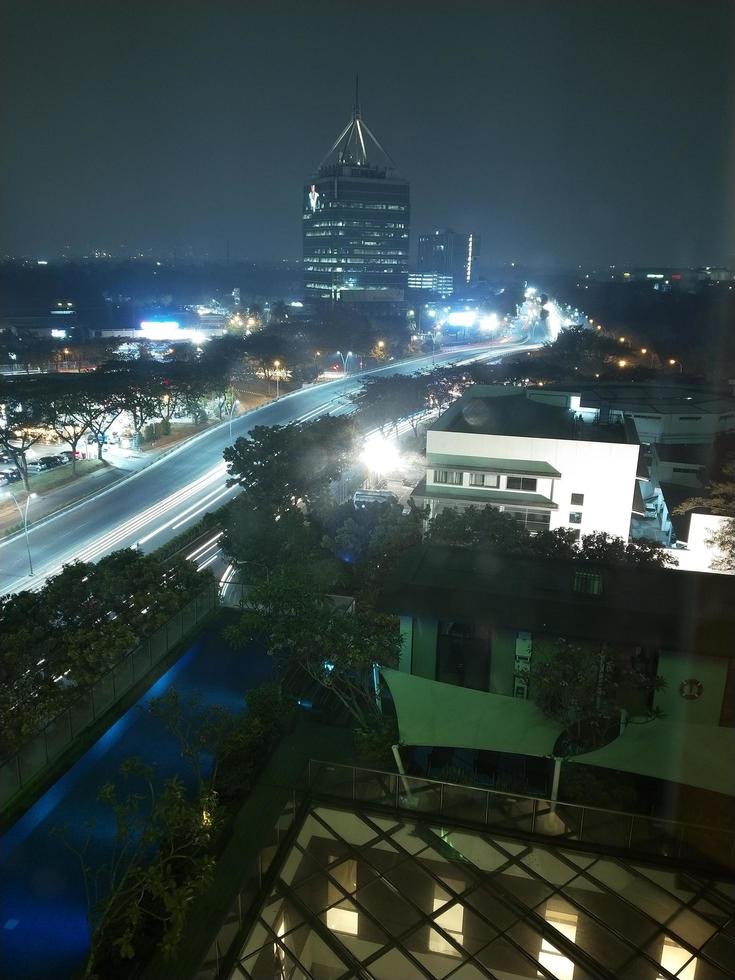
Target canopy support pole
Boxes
[392,744,415,804]
[550,756,562,813]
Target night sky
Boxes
[1,0,733,268]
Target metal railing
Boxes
[0,585,217,810]
[307,760,735,873]
[192,793,299,980]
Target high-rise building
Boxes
[417,228,480,293]
[303,83,410,302]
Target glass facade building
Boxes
[303,96,409,301]
[210,763,735,980]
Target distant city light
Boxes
[447,310,476,328]
[479,313,499,333]
[51,329,67,339]
[37,260,48,265]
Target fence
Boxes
[307,760,735,873]
[192,793,299,980]
[0,585,217,809]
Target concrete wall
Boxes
[489,628,516,696]
[411,617,438,680]
[427,429,639,540]
[654,651,731,725]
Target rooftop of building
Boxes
[224,764,735,980]
[431,388,632,445]
[571,382,735,417]
[378,544,735,657]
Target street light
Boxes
[669,358,683,374]
[618,359,628,368]
[336,350,352,375]
[228,399,240,441]
[5,490,37,576]
[274,360,281,398]
[314,350,321,378]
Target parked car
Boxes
[27,458,58,474]
[0,467,22,483]
[54,452,72,465]
[353,489,399,509]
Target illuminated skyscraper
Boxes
[417,228,480,293]
[303,82,410,302]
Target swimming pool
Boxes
[0,615,272,980]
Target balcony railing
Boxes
[307,759,735,873]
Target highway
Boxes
[0,340,534,596]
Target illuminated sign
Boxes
[308,184,320,212]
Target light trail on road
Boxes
[0,339,537,596]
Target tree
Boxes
[425,507,675,567]
[350,374,428,436]
[0,379,49,489]
[224,416,357,514]
[578,531,676,567]
[675,454,735,570]
[227,568,400,730]
[322,500,425,604]
[75,373,127,460]
[43,377,95,474]
[523,639,665,755]
[54,758,216,978]
[427,505,530,551]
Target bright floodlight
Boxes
[524,287,537,298]
[360,435,401,475]
[479,313,499,333]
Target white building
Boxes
[412,385,641,541]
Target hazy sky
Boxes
[1,0,733,267]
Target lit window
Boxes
[429,887,463,955]
[538,903,577,980]
[326,859,358,935]
[657,937,697,980]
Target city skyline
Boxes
[1,1,734,268]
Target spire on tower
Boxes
[316,80,396,173]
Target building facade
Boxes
[412,386,641,541]
[303,91,409,302]
[417,228,479,293]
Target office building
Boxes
[302,85,410,302]
[417,229,479,293]
[407,271,454,298]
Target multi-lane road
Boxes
[0,339,535,596]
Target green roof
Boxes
[382,668,563,756]
[411,478,557,510]
[427,453,562,478]
[569,721,735,797]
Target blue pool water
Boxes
[0,618,272,980]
